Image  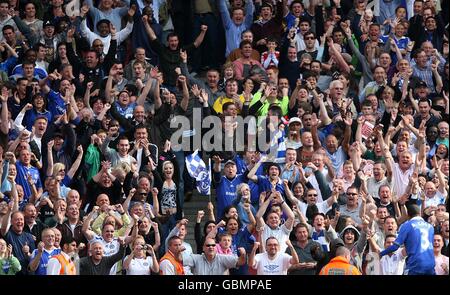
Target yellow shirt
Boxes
[212,95,245,114]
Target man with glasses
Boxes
[249,236,298,275]
[290,188,337,218]
[339,186,363,228]
[297,31,319,60]
[183,237,246,275]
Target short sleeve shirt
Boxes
[253,252,291,275]
[184,253,238,275]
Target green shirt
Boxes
[250,91,289,117]
[0,256,22,275]
[84,144,100,182]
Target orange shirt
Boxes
[160,251,185,275]
[52,254,77,275]
[319,256,362,275]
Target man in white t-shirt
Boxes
[371,234,406,275]
[296,188,336,217]
[249,237,298,275]
[256,192,295,253]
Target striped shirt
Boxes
[411,64,435,93]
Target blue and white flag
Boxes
[185,150,211,195]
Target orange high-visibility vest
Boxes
[160,251,184,275]
[319,256,362,275]
[52,254,77,275]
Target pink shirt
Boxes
[215,245,233,255]
[434,254,449,275]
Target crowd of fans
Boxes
[0,0,448,276]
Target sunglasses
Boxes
[304,36,315,40]
[205,244,216,247]
[346,193,358,196]
[308,194,318,196]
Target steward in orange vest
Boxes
[319,247,362,275]
[46,236,78,275]
[160,250,185,275]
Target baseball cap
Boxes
[288,117,301,126]
[224,159,236,166]
[417,80,428,88]
[43,20,55,28]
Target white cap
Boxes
[288,117,301,125]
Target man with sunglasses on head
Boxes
[183,237,246,275]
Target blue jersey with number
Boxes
[393,217,435,273]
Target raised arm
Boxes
[247,156,266,183]
[207,201,216,222]
[217,0,232,29]
[280,195,295,231]
[315,90,332,126]
[142,15,157,41]
[286,239,299,265]
[46,140,55,177]
[66,145,83,179]
[377,127,393,176]
[81,208,99,241]
[178,75,190,112]
[342,111,353,154]
[249,241,260,270]
[244,0,255,28]
[255,194,274,230]
[327,38,351,74]
[136,77,155,106]
[0,88,9,135]
[283,180,297,206]
[193,25,208,48]
[244,203,256,233]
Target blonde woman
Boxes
[46,143,84,198]
[0,239,21,275]
[123,235,159,275]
